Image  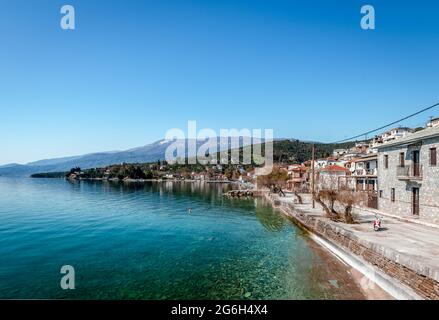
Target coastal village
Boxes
[280,117,439,224]
[55,117,439,300]
[263,117,439,300]
[60,117,439,226]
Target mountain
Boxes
[0,138,355,177]
[0,138,259,177]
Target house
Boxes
[343,158,359,171]
[339,150,367,162]
[286,165,309,192]
[331,155,379,208]
[318,165,350,190]
[315,157,339,169]
[352,142,370,154]
[382,127,414,143]
[370,127,415,152]
[427,117,439,128]
[333,148,349,158]
[351,155,378,192]
[191,173,205,181]
[377,124,439,221]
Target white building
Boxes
[370,127,415,150]
[318,165,350,190]
[348,154,378,193]
[315,157,340,169]
[382,127,414,143]
[427,117,439,128]
[333,148,349,158]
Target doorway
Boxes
[412,150,420,177]
[412,187,420,215]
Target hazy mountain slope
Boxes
[0,138,354,177]
[0,138,257,177]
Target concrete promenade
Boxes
[267,193,439,300]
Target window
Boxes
[391,188,395,202]
[384,155,389,169]
[399,152,405,167]
[430,148,437,166]
[379,190,383,198]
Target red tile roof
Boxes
[319,165,350,173]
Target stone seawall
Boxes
[267,195,439,300]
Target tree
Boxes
[293,191,303,204]
[257,166,289,192]
[315,189,340,221]
[315,187,365,224]
[337,189,366,224]
[144,170,154,179]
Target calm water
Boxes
[0,178,365,299]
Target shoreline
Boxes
[261,193,398,300]
[262,192,439,300]
[8,176,437,299]
[261,192,426,300]
[63,177,249,185]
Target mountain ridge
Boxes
[0,138,354,177]
[0,138,259,176]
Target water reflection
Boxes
[0,178,366,300]
[73,180,233,198]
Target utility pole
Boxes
[311,143,315,209]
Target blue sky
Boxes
[1,0,439,165]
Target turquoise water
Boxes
[0,178,364,299]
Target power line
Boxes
[332,102,439,144]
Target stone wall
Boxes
[271,197,439,300]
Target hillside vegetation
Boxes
[30,140,356,179]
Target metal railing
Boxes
[354,168,377,176]
[396,164,423,179]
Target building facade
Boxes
[427,117,439,128]
[318,165,350,190]
[351,155,378,192]
[286,164,309,192]
[370,127,414,152]
[377,126,439,221]
[339,155,378,190]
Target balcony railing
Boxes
[354,168,377,176]
[396,164,423,180]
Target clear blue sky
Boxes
[1,0,439,165]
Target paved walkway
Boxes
[277,194,439,282]
[354,204,439,230]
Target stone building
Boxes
[317,165,350,190]
[286,164,309,192]
[377,125,439,221]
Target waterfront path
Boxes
[268,193,439,299]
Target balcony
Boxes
[354,168,377,176]
[396,164,423,180]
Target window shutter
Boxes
[431,148,437,166]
